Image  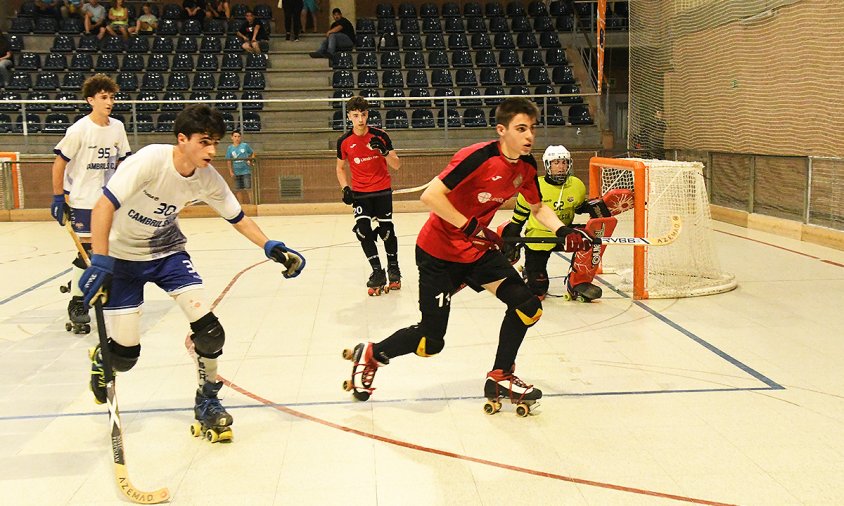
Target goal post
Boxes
[588,157,737,299]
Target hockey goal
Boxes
[588,157,736,299]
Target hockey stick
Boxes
[66,223,171,504]
[501,215,683,247]
[349,180,433,200]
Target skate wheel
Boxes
[515,403,530,417]
[83,324,91,333]
[342,348,354,360]
[65,322,72,332]
[205,428,219,443]
[59,284,69,293]
[190,422,202,437]
[352,390,370,402]
[563,293,573,301]
[483,400,501,415]
[342,380,353,391]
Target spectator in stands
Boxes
[0,32,12,89]
[282,0,303,41]
[83,0,108,39]
[129,3,159,35]
[35,0,61,19]
[208,0,231,19]
[301,0,319,34]
[60,0,84,19]
[237,10,269,54]
[184,0,206,20]
[308,8,355,59]
[226,130,255,204]
[106,0,131,40]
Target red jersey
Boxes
[336,126,393,193]
[417,141,541,263]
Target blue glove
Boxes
[79,254,115,309]
[264,240,306,279]
[51,194,69,226]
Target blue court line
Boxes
[0,268,71,305]
[552,252,784,390]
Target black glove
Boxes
[341,186,353,205]
[500,222,522,263]
[368,136,389,156]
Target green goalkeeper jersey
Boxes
[511,175,587,251]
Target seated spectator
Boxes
[309,8,355,59]
[237,10,269,54]
[106,0,131,39]
[208,0,231,19]
[83,0,108,39]
[60,0,84,19]
[0,32,12,88]
[36,0,61,19]
[184,0,207,20]
[130,3,159,35]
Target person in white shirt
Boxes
[51,74,131,333]
[78,105,305,442]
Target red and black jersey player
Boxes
[342,98,600,412]
[336,96,403,296]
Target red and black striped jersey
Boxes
[336,127,394,193]
[417,140,541,263]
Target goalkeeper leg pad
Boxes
[569,216,617,286]
[190,312,225,359]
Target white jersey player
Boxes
[50,74,131,333]
[78,105,306,442]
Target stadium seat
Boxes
[448,33,469,50]
[403,51,425,69]
[503,68,527,86]
[0,114,11,133]
[459,87,482,107]
[486,2,505,17]
[509,85,530,97]
[15,113,41,133]
[101,36,125,53]
[431,69,453,88]
[54,92,80,112]
[332,52,353,70]
[493,33,515,49]
[411,109,435,128]
[157,112,177,132]
[0,92,22,111]
[511,16,531,33]
[166,72,189,92]
[356,51,377,69]
[243,71,266,90]
[76,35,99,52]
[146,54,168,71]
[533,85,557,105]
[357,34,375,50]
[241,91,264,110]
[421,2,439,18]
[331,110,350,130]
[34,72,60,91]
[245,53,267,70]
[366,109,382,128]
[398,2,416,18]
[471,32,491,49]
[9,18,34,34]
[499,49,520,67]
[433,87,455,106]
[466,17,485,34]
[121,53,144,71]
[223,35,243,52]
[422,17,441,34]
[480,68,502,86]
[359,88,379,103]
[377,19,397,37]
[425,33,445,50]
[528,67,551,85]
[214,91,237,110]
[474,50,496,68]
[400,18,420,35]
[437,108,461,128]
[176,36,198,53]
[189,91,211,104]
[133,91,156,112]
[61,72,85,91]
[18,1,36,17]
[44,53,67,71]
[357,70,378,89]
[456,69,478,87]
[380,51,401,69]
[442,2,461,17]
[559,84,583,104]
[445,18,465,34]
[231,3,248,19]
[171,53,194,71]
[95,54,119,72]
[552,66,575,85]
[356,18,375,35]
[386,109,409,129]
[157,18,178,36]
[568,104,593,125]
[517,32,538,49]
[463,108,487,128]
[16,53,40,71]
[556,15,574,31]
[162,92,186,111]
[550,0,572,16]
[197,53,219,71]
[546,48,567,66]
[534,16,555,32]
[409,87,432,108]
[452,50,472,68]
[545,105,566,125]
[376,3,395,18]
[205,19,226,35]
[26,92,50,112]
[522,49,545,67]
[332,89,353,109]
[134,113,155,132]
[7,34,24,52]
[332,71,354,89]
[427,50,449,68]
[182,19,202,35]
[488,17,508,33]
[6,73,31,91]
[218,72,241,90]
[384,89,406,108]
[483,86,505,106]
[253,4,272,19]
[140,72,163,91]
[540,32,562,48]
[464,2,483,17]
[528,0,549,16]
[162,3,183,19]
[382,70,404,88]
[200,36,222,53]
[507,1,527,17]
[243,112,261,131]
[221,53,243,70]
[34,17,58,34]
[152,36,174,53]
[192,72,216,91]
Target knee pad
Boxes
[524,268,549,297]
[497,276,543,327]
[109,340,141,372]
[190,312,225,359]
[353,220,376,243]
[374,222,394,241]
[413,325,446,357]
[72,243,93,269]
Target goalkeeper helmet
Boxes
[542,145,572,185]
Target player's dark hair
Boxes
[82,74,119,99]
[333,8,341,15]
[495,97,539,128]
[174,104,226,140]
[346,96,369,113]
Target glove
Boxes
[556,226,600,251]
[51,194,70,226]
[368,135,389,156]
[79,254,115,309]
[341,186,354,205]
[500,222,522,263]
[264,240,306,279]
[460,217,503,252]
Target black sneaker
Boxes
[285,33,291,41]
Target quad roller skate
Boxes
[483,366,542,417]
[564,280,602,303]
[341,342,388,401]
[191,381,233,443]
[387,264,401,292]
[367,268,387,296]
[66,296,91,334]
[59,281,71,293]
[88,344,108,405]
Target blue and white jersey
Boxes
[103,144,243,261]
[54,115,131,209]
[226,142,254,175]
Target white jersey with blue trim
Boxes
[54,115,131,209]
[103,144,242,261]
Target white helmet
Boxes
[542,145,572,185]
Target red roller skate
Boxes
[342,342,388,401]
[483,366,542,417]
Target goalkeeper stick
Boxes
[66,223,170,504]
[502,215,683,247]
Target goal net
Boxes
[589,157,736,299]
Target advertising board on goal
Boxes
[588,157,736,299]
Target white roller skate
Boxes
[342,342,388,401]
[191,381,233,443]
[483,366,542,417]
[367,268,387,296]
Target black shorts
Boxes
[416,245,520,300]
[352,190,393,222]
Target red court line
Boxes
[196,256,737,506]
[717,230,843,267]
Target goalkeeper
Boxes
[500,145,631,302]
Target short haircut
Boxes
[495,97,539,128]
[82,74,119,99]
[232,130,241,135]
[332,8,341,15]
[346,96,369,113]
[173,104,226,140]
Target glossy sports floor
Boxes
[1,211,843,506]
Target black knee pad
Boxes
[353,220,376,243]
[72,244,93,269]
[497,276,543,327]
[412,324,446,357]
[374,222,394,241]
[110,340,141,372]
[190,312,225,359]
[524,269,549,297]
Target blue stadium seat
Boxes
[356,18,376,35]
[152,36,174,53]
[522,49,545,67]
[332,71,354,89]
[486,2,504,17]
[356,51,377,69]
[332,110,350,130]
[6,73,32,91]
[147,54,170,71]
[243,112,261,131]
[503,68,527,86]
[411,109,434,128]
[475,49,496,67]
[16,53,40,71]
[433,87,455,106]
[483,86,505,106]
[34,72,60,91]
[200,36,222,53]
[26,92,50,112]
[121,54,144,71]
[382,70,404,88]
[409,87,431,108]
[467,17,486,33]
[384,89,406,108]
[489,17,508,33]
[425,33,445,50]
[559,84,583,104]
[54,92,80,112]
[241,91,264,110]
[448,33,469,50]
[357,70,378,89]
[456,69,478,87]
[403,51,425,69]
[197,53,219,71]
[380,51,401,69]
[511,16,531,33]
[568,104,593,125]
[493,33,515,49]
[140,72,164,91]
[427,50,449,68]
[218,72,241,90]
[386,110,409,129]
[214,91,237,110]
[480,68,502,86]
[157,112,177,132]
[192,72,216,91]
[366,109,382,128]
[445,18,465,33]
[507,1,527,17]
[498,49,520,67]
[221,53,243,70]
[400,18,419,34]
[452,49,472,67]
[437,108,461,128]
[176,36,198,53]
[528,67,551,85]
[117,72,140,92]
[552,66,575,85]
[61,72,85,91]
[463,108,487,128]
[459,87,482,107]
[44,54,67,71]
[95,54,119,72]
[172,53,195,71]
[162,92,186,111]
[517,32,539,49]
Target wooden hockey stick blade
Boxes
[393,180,432,194]
[502,215,683,247]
